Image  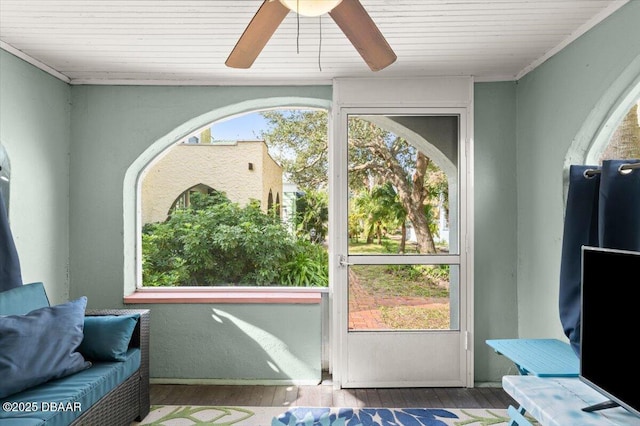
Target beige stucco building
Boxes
[141,140,282,224]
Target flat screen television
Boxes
[580,246,640,417]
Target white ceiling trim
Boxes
[1,41,71,83]
[0,40,552,86]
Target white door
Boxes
[330,78,474,388]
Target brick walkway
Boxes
[347,269,448,330]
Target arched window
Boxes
[132,106,330,288]
[168,184,217,216]
[267,190,274,212]
[597,101,640,162]
[0,144,10,212]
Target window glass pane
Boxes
[347,115,459,255]
[598,100,640,162]
[0,144,9,210]
[348,264,460,331]
[140,110,329,287]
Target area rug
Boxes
[133,405,518,425]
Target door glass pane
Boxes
[347,115,459,255]
[348,264,460,331]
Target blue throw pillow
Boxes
[0,297,91,399]
[79,314,139,362]
[0,282,50,316]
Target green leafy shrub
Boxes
[281,240,329,287]
[142,192,328,287]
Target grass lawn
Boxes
[348,238,452,329]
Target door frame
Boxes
[328,77,475,388]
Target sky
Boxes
[210,112,269,141]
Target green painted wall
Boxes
[68,85,331,383]
[148,304,321,383]
[0,50,71,305]
[473,82,519,382]
[514,0,640,340]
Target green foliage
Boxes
[384,264,424,281]
[142,193,328,287]
[281,240,329,287]
[349,182,408,245]
[295,189,328,241]
[259,110,329,191]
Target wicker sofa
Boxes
[0,283,150,426]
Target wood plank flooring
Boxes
[150,382,517,409]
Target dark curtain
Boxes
[559,159,640,357]
[0,191,23,292]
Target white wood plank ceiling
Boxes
[0,0,628,85]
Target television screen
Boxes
[580,246,640,417]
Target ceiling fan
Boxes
[225,0,397,72]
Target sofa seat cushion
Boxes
[0,420,45,426]
[0,348,140,426]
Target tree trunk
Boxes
[399,221,407,254]
[407,208,437,254]
[366,229,374,244]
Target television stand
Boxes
[583,400,621,413]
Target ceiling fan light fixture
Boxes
[278,0,343,17]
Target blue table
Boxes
[486,338,579,377]
[503,376,640,426]
[486,339,580,425]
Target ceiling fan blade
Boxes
[226,0,290,69]
[329,0,396,71]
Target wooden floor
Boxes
[150,382,517,409]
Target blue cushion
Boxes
[0,297,91,399]
[0,282,49,316]
[0,349,141,426]
[0,419,43,425]
[79,314,139,361]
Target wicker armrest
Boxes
[84,308,150,420]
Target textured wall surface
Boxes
[0,50,71,305]
[142,141,282,223]
[69,86,330,383]
[514,0,640,341]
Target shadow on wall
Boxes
[149,304,321,384]
[211,308,318,380]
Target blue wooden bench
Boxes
[486,339,579,425]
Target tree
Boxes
[348,118,438,253]
[260,110,446,254]
[351,190,384,244]
[371,182,409,252]
[295,189,328,242]
[600,102,640,161]
[260,110,329,191]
